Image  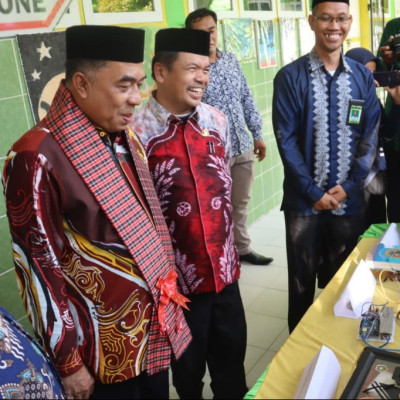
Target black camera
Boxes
[386,34,400,63]
[373,71,400,87]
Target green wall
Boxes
[0,1,285,330]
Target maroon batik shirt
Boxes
[131,95,240,295]
[2,82,191,383]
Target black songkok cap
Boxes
[155,28,210,56]
[312,0,349,8]
[66,25,145,63]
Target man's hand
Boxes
[385,84,400,105]
[254,139,266,162]
[327,185,347,202]
[62,364,95,399]
[313,193,340,211]
[379,36,395,68]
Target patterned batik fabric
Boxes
[272,48,381,216]
[2,82,191,382]
[131,96,240,295]
[0,307,66,399]
[309,50,353,215]
[202,49,263,156]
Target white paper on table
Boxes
[380,223,400,247]
[334,259,376,318]
[293,345,341,399]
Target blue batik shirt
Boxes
[0,307,66,399]
[202,49,263,156]
[272,48,381,216]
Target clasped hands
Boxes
[313,185,347,211]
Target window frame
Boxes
[277,0,307,18]
[187,0,239,19]
[81,0,163,24]
[239,0,276,19]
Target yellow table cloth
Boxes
[255,237,400,399]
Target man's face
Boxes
[156,52,210,115]
[308,2,352,54]
[190,15,218,58]
[81,61,146,132]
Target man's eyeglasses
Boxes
[312,15,352,25]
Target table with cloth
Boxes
[245,223,400,399]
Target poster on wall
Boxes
[222,19,256,64]
[0,0,72,37]
[255,20,277,69]
[56,0,83,28]
[81,0,163,25]
[17,31,66,124]
[298,18,314,56]
[279,18,297,66]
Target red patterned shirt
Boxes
[131,95,240,294]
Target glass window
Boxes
[280,0,302,12]
[278,0,305,17]
[240,0,276,18]
[244,0,272,11]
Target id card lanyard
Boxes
[347,99,365,126]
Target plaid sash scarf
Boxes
[45,82,191,374]
[109,132,153,225]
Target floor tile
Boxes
[259,245,287,267]
[269,326,290,352]
[268,231,286,248]
[247,288,288,318]
[246,311,287,349]
[266,267,288,291]
[248,228,284,247]
[239,283,265,310]
[244,344,266,374]
[202,374,213,400]
[239,264,284,288]
[246,349,277,389]
[262,265,288,290]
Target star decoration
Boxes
[37,41,52,61]
[31,69,41,81]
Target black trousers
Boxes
[90,370,168,399]
[285,212,365,333]
[384,146,400,222]
[171,281,247,400]
[364,193,387,228]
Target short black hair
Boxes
[65,59,108,82]
[151,52,179,80]
[185,8,217,29]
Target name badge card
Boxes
[347,99,365,126]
